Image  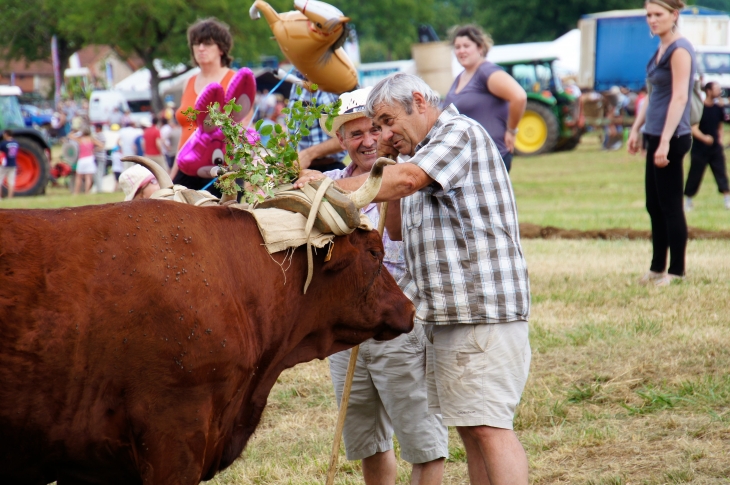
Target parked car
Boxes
[20,104,53,129]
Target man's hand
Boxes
[377,136,400,159]
[297,147,317,170]
[293,169,325,189]
[702,133,714,146]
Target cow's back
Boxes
[0,202,274,483]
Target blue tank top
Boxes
[644,37,696,137]
[443,62,510,156]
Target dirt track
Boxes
[519,223,730,240]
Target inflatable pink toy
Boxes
[177,68,257,177]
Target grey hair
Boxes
[365,73,441,118]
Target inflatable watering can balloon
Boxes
[177,68,258,177]
[249,0,358,94]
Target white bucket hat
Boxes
[320,87,373,138]
[119,165,156,201]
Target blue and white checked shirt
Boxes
[399,104,530,325]
[287,84,346,163]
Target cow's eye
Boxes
[369,250,381,259]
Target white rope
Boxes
[303,178,334,294]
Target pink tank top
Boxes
[78,139,95,159]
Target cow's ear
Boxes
[322,239,358,273]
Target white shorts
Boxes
[329,323,449,463]
[0,167,17,189]
[425,321,531,429]
[76,156,97,175]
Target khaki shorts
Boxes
[329,323,449,463]
[424,321,531,429]
[0,167,17,189]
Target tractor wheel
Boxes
[3,136,50,197]
[514,101,560,156]
[555,134,582,152]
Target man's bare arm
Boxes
[333,163,433,202]
[297,137,343,169]
[383,199,402,241]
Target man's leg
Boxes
[410,458,445,485]
[7,169,15,198]
[329,344,394,484]
[457,426,528,485]
[427,322,531,485]
[361,450,397,485]
[368,324,448,485]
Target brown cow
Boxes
[0,170,414,484]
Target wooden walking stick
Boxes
[325,202,389,485]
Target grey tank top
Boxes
[644,37,696,137]
[443,62,509,156]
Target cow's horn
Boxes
[121,156,174,189]
[347,157,396,209]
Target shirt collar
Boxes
[414,104,457,153]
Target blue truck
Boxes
[578,7,730,92]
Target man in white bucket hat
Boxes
[309,87,448,485]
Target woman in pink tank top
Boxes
[70,127,104,195]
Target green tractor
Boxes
[0,85,51,197]
[495,58,583,156]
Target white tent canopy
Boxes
[452,29,581,77]
[114,60,196,94]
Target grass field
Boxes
[4,140,730,483]
[208,238,730,485]
[512,135,730,232]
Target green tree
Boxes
[61,0,288,112]
[467,0,642,44]
[338,0,438,61]
[0,0,83,91]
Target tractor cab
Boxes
[486,45,583,156]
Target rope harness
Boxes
[150,179,369,294]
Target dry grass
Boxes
[209,239,730,485]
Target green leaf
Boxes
[260,125,273,136]
[301,127,310,136]
[274,124,283,134]
[310,83,318,91]
[296,86,303,96]
[255,119,264,131]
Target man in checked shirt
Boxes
[295,73,531,484]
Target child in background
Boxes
[0,130,20,199]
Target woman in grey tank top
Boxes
[627,0,695,286]
[444,25,527,172]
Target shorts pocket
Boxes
[471,324,495,353]
[424,324,434,344]
[408,323,426,351]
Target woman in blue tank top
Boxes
[444,25,527,172]
[627,0,695,286]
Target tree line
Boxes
[1,0,709,110]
